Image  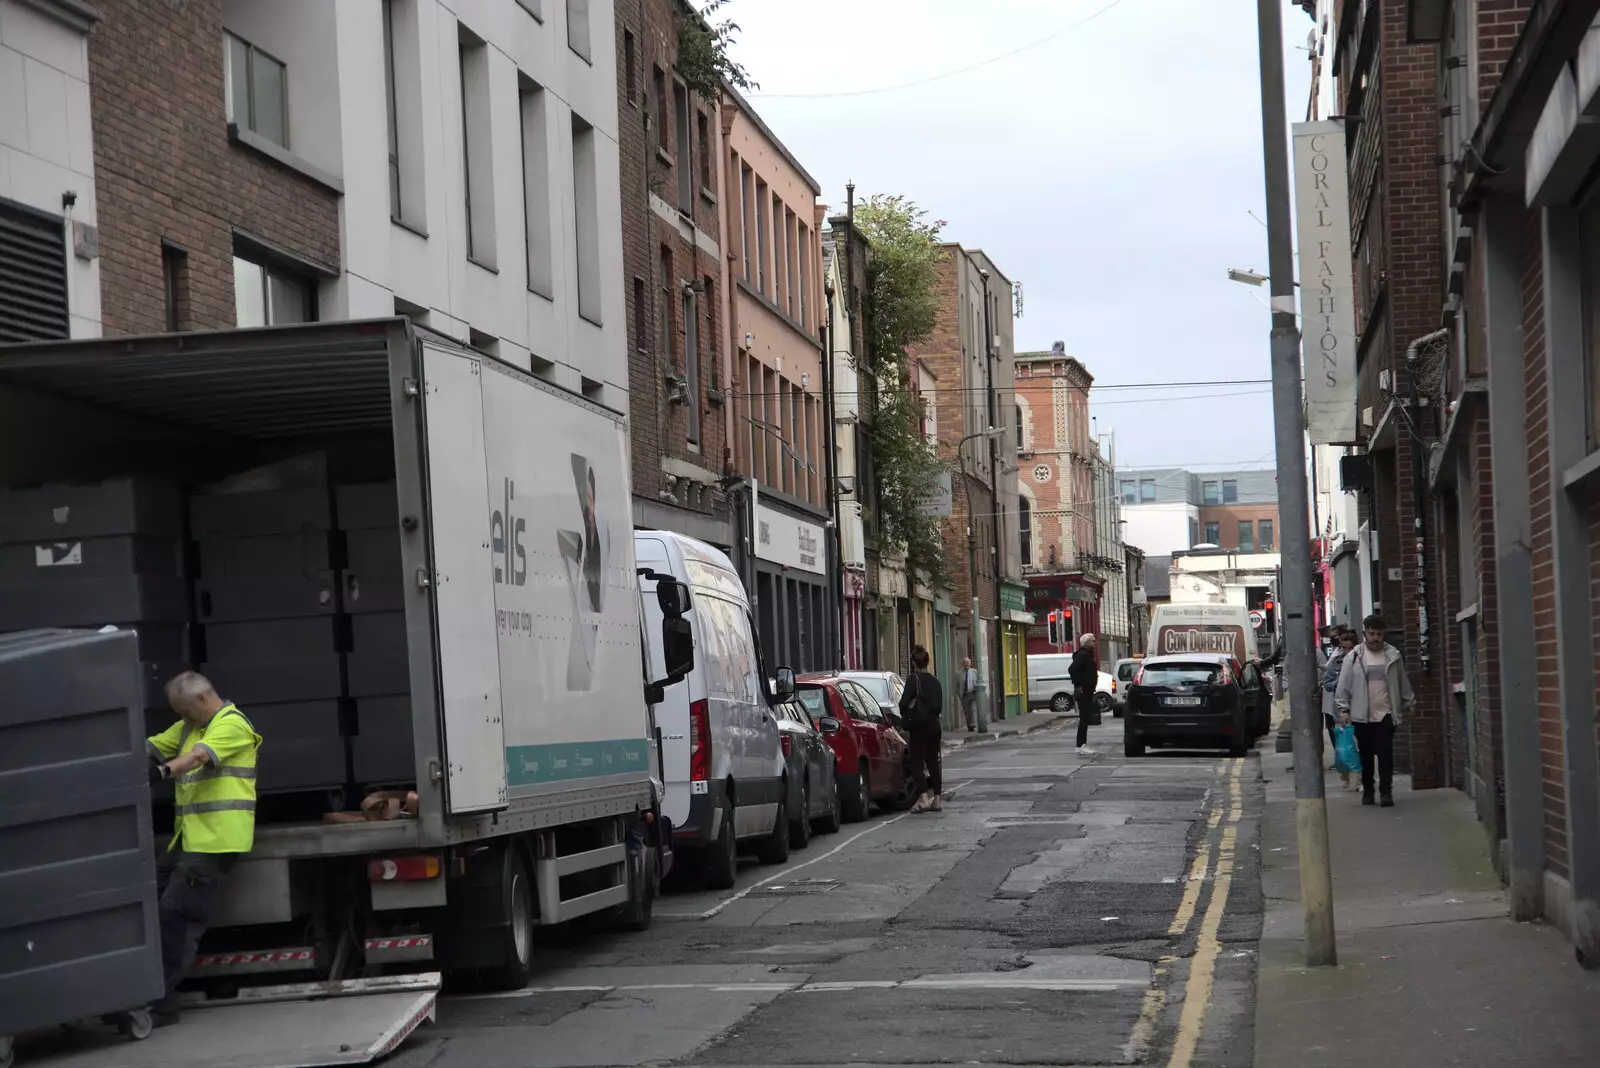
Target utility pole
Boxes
[960,427,1000,732]
[1256,0,1336,967]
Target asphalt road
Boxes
[390,718,1264,1068]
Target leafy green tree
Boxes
[853,195,949,585]
[677,0,757,100]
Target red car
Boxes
[795,674,909,823]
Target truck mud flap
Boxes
[14,975,438,1068]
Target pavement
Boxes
[386,715,1263,1067]
[1254,752,1600,1067]
[942,708,1072,748]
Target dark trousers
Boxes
[908,724,942,798]
[155,850,238,1010]
[1075,691,1094,746]
[1353,715,1396,796]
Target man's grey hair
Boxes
[1079,633,1097,646]
[166,671,217,704]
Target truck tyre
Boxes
[616,843,655,933]
[483,847,536,991]
[756,788,790,865]
[701,793,738,890]
[841,761,870,823]
[790,781,812,850]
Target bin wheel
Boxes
[117,1010,153,1041]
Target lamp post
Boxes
[959,426,1003,732]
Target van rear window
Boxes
[1117,662,1137,681]
[1139,663,1220,685]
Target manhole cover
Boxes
[985,815,1079,825]
[755,879,841,895]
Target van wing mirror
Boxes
[653,576,693,619]
[660,616,695,681]
[772,666,795,700]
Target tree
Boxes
[853,195,948,584]
[677,0,757,100]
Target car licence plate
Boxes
[1162,696,1203,707]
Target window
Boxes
[1238,520,1255,552]
[785,209,798,318]
[0,201,68,341]
[1203,521,1219,544]
[633,276,647,353]
[565,0,591,62]
[571,113,601,323]
[1019,498,1032,567]
[1189,517,1199,547]
[623,30,635,103]
[459,29,496,266]
[755,179,769,294]
[162,244,189,332]
[1259,519,1274,551]
[382,1,425,230]
[774,197,787,309]
[658,245,674,357]
[697,110,710,193]
[1582,195,1600,448]
[233,255,312,328]
[739,161,753,283]
[798,226,809,328]
[703,275,717,379]
[1222,479,1238,503]
[684,288,700,445]
[1202,480,1220,505]
[673,84,692,211]
[1139,479,1156,502]
[1121,480,1137,505]
[224,32,287,148]
[653,67,668,153]
[1015,404,1024,449]
[519,76,552,297]
[383,1,401,217]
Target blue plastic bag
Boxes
[1333,724,1361,774]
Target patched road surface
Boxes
[390,719,1263,1068]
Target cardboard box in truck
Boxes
[0,321,696,1068]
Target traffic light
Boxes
[1263,599,1276,629]
[1061,607,1075,645]
[1046,611,1061,646]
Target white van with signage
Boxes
[1146,603,1254,664]
[635,531,790,889]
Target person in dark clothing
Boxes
[1067,633,1099,755]
[899,645,945,813]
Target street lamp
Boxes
[959,426,1004,732]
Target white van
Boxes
[1027,652,1115,714]
[635,531,789,889]
[1146,603,1255,664]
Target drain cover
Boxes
[755,879,841,895]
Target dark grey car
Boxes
[772,696,842,848]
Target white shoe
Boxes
[1076,745,1097,756]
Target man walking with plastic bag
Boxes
[1335,615,1414,806]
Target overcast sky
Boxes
[723,0,1314,470]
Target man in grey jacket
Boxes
[1334,614,1414,806]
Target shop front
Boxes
[999,581,1033,720]
[1024,574,1105,658]
[747,493,835,675]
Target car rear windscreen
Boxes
[1140,663,1221,685]
[796,688,828,720]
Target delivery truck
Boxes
[0,320,694,1067]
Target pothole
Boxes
[754,879,842,896]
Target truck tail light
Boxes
[368,855,441,882]
[780,734,792,758]
[689,699,711,781]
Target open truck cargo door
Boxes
[417,344,508,816]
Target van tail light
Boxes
[689,699,711,781]
[368,855,441,882]
[780,735,792,758]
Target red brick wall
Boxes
[1477,1,1532,109]
[88,0,339,336]
[616,0,728,503]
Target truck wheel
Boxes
[617,844,655,933]
[484,847,535,991]
[790,782,812,850]
[841,763,870,823]
[756,789,791,865]
[701,794,738,891]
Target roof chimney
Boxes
[1050,341,1065,357]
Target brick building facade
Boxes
[88,0,340,336]
[615,0,732,547]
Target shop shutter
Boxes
[0,200,70,342]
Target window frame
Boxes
[1139,478,1156,502]
[1202,480,1220,505]
[1222,479,1238,504]
[224,31,289,149]
[1259,518,1274,551]
[1237,519,1255,552]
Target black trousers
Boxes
[1353,715,1396,796]
[155,850,238,1010]
[1075,691,1095,746]
[907,724,942,799]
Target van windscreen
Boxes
[1139,663,1220,686]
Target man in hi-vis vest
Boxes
[146,671,261,1024]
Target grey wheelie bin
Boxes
[0,628,165,1066]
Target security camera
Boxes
[62,190,77,209]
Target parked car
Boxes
[795,675,910,821]
[1027,653,1117,715]
[636,531,790,890]
[1237,658,1273,738]
[1123,653,1253,758]
[770,691,843,847]
[1111,657,1143,713]
[837,670,905,721]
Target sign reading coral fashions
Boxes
[753,500,826,575]
[1291,120,1357,445]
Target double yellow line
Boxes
[1126,759,1246,1067]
